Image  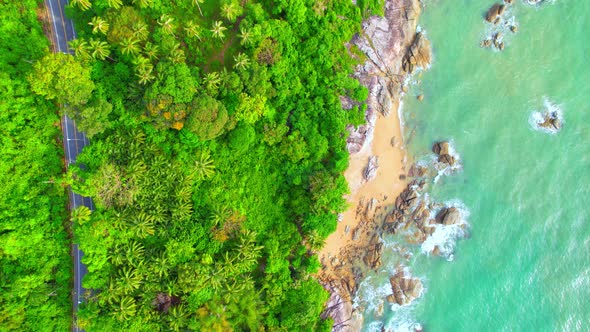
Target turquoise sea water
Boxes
[359,0,590,330]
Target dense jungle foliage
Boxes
[0,1,72,330]
[28,0,383,330]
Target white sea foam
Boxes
[354,275,397,313]
[421,200,470,261]
[528,97,563,135]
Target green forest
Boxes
[2,0,384,331]
[0,1,72,330]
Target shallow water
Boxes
[359,0,590,330]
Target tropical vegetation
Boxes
[6,0,386,330]
[0,1,71,330]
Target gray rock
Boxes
[363,156,379,182]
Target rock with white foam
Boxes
[386,266,423,306]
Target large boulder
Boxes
[435,207,461,225]
[432,141,450,155]
[485,3,505,23]
[386,268,423,306]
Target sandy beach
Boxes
[319,99,408,269]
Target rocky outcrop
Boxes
[324,0,426,329]
[386,266,423,306]
[346,0,423,153]
[402,32,432,74]
[363,156,379,182]
[321,280,355,331]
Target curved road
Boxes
[43,0,91,331]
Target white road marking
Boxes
[45,0,61,51]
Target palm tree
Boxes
[71,0,92,11]
[169,48,185,64]
[107,246,126,266]
[142,42,159,60]
[106,0,123,9]
[210,21,227,41]
[168,304,189,332]
[132,0,153,9]
[89,38,110,60]
[157,14,176,35]
[132,21,149,41]
[111,296,137,321]
[183,20,202,41]
[193,149,215,180]
[221,2,239,22]
[233,52,250,70]
[120,37,141,56]
[238,27,253,46]
[68,39,90,59]
[203,71,221,92]
[116,267,142,295]
[71,206,92,225]
[133,56,155,84]
[150,253,170,279]
[89,16,109,35]
[125,241,145,268]
[137,69,155,85]
[192,0,205,16]
[132,212,155,238]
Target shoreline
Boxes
[318,0,429,330]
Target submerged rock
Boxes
[485,3,505,23]
[480,39,493,48]
[408,163,427,177]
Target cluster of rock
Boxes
[386,266,424,306]
[382,142,465,252]
[481,0,518,51]
[402,32,432,75]
[432,141,458,167]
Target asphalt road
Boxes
[44,0,91,331]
